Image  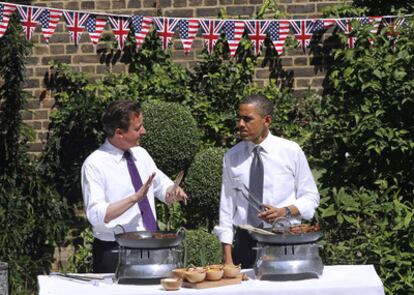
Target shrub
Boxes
[183,228,223,267]
[183,148,226,231]
[141,100,201,177]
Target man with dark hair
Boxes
[214,94,319,268]
[81,100,187,273]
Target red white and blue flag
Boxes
[63,11,90,46]
[335,18,356,48]
[359,16,382,44]
[245,20,270,55]
[130,15,152,49]
[311,19,336,32]
[289,20,318,52]
[266,20,289,55]
[109,16,131,50]
[38,8,62,44]
[381,16,407,36]
[222,20,245,58]
[153,17,180,50]
[85,14,107,46]
[0,2,16,38]
[177,19,198,54]
[17,5,44,41]
[199,19,225,54]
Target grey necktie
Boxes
[248,145,264,227]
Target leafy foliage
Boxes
[183,148,226,231]
[183,228,223,267]
[0,16,68,295]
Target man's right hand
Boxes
[130,172,156,203]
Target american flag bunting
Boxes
[17,5,44,41]
[38,8,62,44]
[177,19,198,54]
[222,20,245,58]
[85,14,107,46]
[266,20,290,55]
[153,17,180,50]
[245,20,271,55]
[130,15,152,48]
[0,2,16,38]
[359,16,382,44]
[63,11,90,46]
[311,19,337,32]
[199,19,225,54]
[289,20,318,52]
[109,16,131,50]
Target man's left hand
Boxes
[258,204,286,224]
[166,185,188,205]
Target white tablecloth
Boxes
[38,265,384,295]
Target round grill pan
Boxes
[115,230,183,249]
[249,229,323,245]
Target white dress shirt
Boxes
[214,133,319,244]
[81,140,173,241]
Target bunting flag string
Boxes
[0,1,412,56]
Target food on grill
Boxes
[121,233,145,240]
[152,232,177,239]
[272,223,320,235]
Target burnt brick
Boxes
[280,57,293,66]
[34,110,48,120]
[25,68,34,77]
[26,121,42,130]
[97,1,111,9]
[111,64,127,73]
[256,69,270,79]
[159,0,172,7]
[27,57,39,65]
[292,66,317,77]
[64,2,79,10]
[287,4,315,14]
[66,44,78,54]
[22,110,33,120]
[204,0,217,6]
[249,0,263,4]
[42,56,71,65]
[196,7,221,17]
[294,57,308,65]
[113,0,126,9]
[24,79,40,88]
[165,9,194,17]
[34,46,50,55]
[28,142,43,153]
[219,0,232,4]
[189,0,203,5]
[25,100,41,110]
[81,1,95,9]
[73,55,100,64]
[234,0,248,4]
[227,6,254,16]
[128,0,141,8]
[81,44,95,53]
[311,77,324,87]
[280,0,292,3]
[174,0,187,7]
[81,65,96,74]
[52,34,70,43]
[296,78,311,88]
[35,67,50,76]
[143,0,157,7]
[42,121,50,129]
[50,45,65,55]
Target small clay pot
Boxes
[160,278,182,291]
[223,264,241,278]
[206,269,224,281]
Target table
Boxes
[38,265,384,295]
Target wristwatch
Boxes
[284,207,292,218]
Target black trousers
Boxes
[232,228,257,269]
[92,238,119,273]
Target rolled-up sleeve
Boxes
[152,167,174,203]
[81,161,109,227]
[293,149,320,220]
[214,157,235,245]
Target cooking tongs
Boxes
[232,177,263,213]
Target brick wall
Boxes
[23,0,347,152]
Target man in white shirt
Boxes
[81,100,187,273]
[214,94,319,268]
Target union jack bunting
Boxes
[311,19,337,32]
[17,5,44,41]
[289,20,318,52]
[222,20,245,58]
[63,11,90,46]
[245,20,271,55]
[335,18,356,48]
[85,14,107,46]
[0,3,16,38]
[153,17,180,50]
[199,19,225,54]
[38,8,62,44]
[381,16,407,36]
[266,20,290,55]
[177,19,198,54]
[130,15,152,48]
[108,16,131,49]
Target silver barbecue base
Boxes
[116,247,182,284]
[254,243,323,281]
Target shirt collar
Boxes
[246,132,273,154]
[103,139,128,163]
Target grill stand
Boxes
[254,242,323,281]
